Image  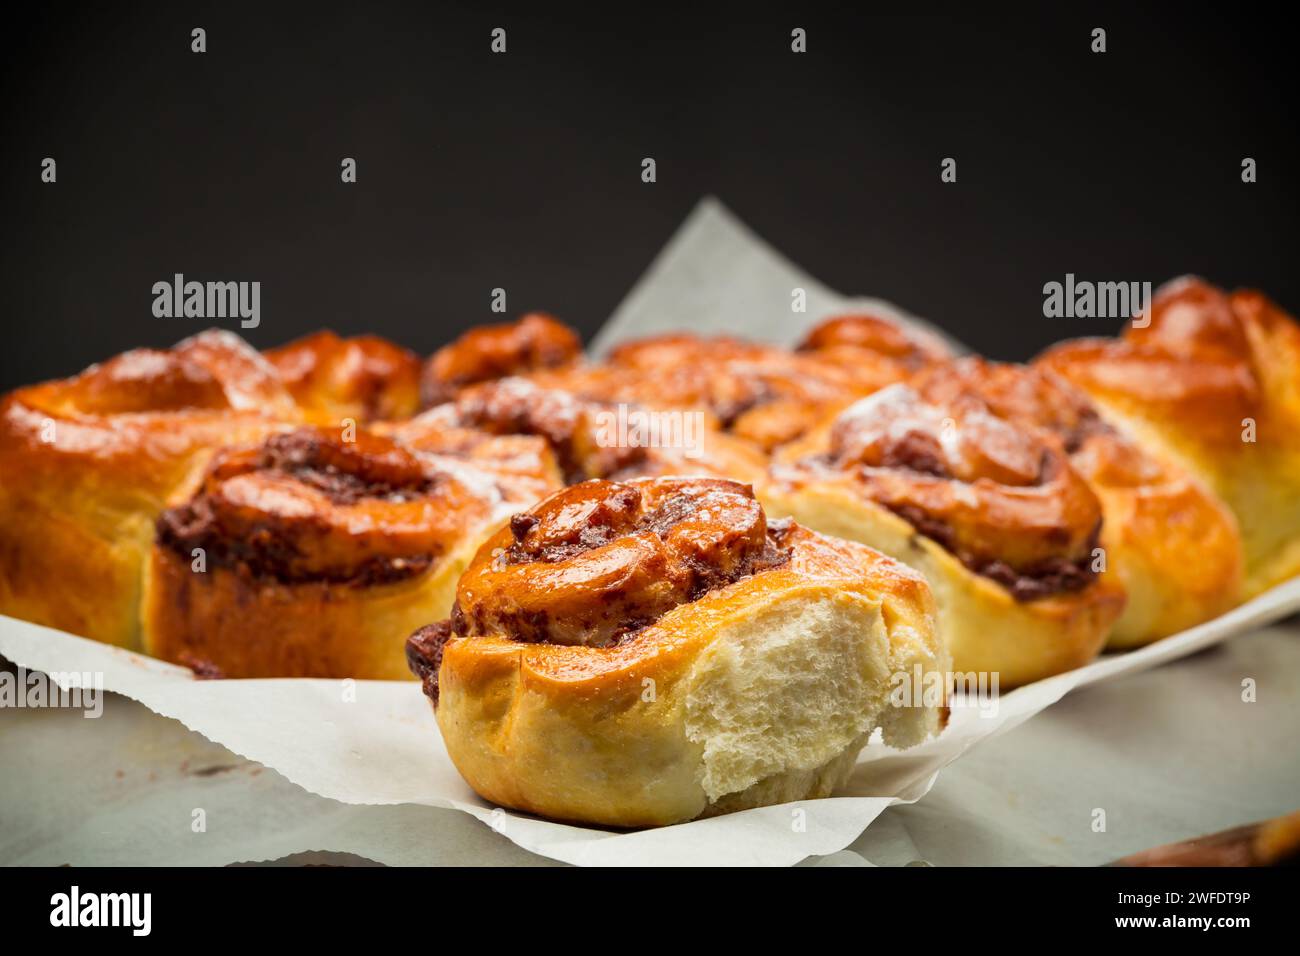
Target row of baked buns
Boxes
[2,277,1296,824]
[412,278,1299,690]
[0,322,771,677]
[401,276,1300,823]
[4,280,1296,682]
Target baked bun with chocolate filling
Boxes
[376,413,562,507]
[912,358,1244,649]
[420,312,582,407]
[585,333,881,452]
[408,476,947,827]
[1039,276,1300,596]
[265,330,422,423]
[143,425,562,678]
[421,376,770,487]
[767,384,1126,686]
[0,330,299,649]
[797,313,953,379]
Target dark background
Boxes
[2,3,1296,390]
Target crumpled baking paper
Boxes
[7,617,1297,866]
[2,197,1297,866]
[592,197,964,355]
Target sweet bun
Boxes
[0,330,298,649]
[585,333,881,452]
[265,330,422,423]
[409,476,948,826]
[423,375,770,487]
[377,412,563,508]
[421,312,582,406]
[796,312,953,380]
[912,357,1243,649]
[143,425,561,678]
[767,383,1126,686]
[1039,276,1300,595]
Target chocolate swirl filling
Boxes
[406,478,794,703]
[406,620,454,704]
[886,502,1100,601]
[156,429,448,585]
[807,385,1103,602]
[446,378,648,484]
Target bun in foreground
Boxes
[409,477,949,827]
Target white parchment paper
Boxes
[2,197,1297,866]
[591,196,964,354]
[7,619,1297,867]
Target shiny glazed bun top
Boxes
[407,476,795,700]
[156,426,509,586]
[425,376,647,483]
[797,312,953,369]
[783,382,1104,600]
[455,477,792,647]
[420,375,768,488]
[1039,276,1300,446]
[911,357,1163,485]
[421,312,583,406]
[0,329,303,501]
[264,330,422,422]
[597,333,881,451]
[21,328,297,418]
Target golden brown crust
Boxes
[1038,280,1263,448]
[424,376,769,487]
[155,427,495,584]
[420,313,582,406]
[766,382,1125,683]
[0,330,299,648]
[25,328,298,418]
[797,313,953,385]
[265,330,422,423]
[909,357,1244,646]
[417,476,947,825]
[597,333,880,451]
[1228,289,1300,430]
[453,477,791,647]
[144,545,468,680]
[777,383,1105,589]
[143,425,558,678]
[1039,276,1300,594]
[375,412,563,507]
[441,516,923,692]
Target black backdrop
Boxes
[2,3,1296,390]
